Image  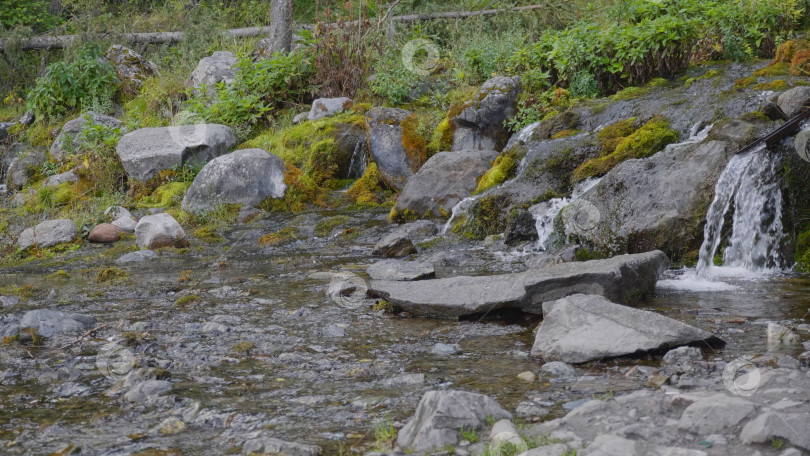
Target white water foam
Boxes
[530,177,602,250]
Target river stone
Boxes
[452,76,522,152]
[373,221,437,258]
[105,45,159,94]
[111,216,138,233]
[367,259,435,281]
[531,294,723,363]
[116,124,237,182]
[6,146,46,191]
[505,209,539,245]
[51,111,122,160]
[308,97,352,121]
[539,361,576,378]
[740,412,810,450]
[116,250,158,264]
[793,127,810,163]
[242,437,321,456]
[88,223,121,243]
[581,434,707,456]
[777,86,810,118]
[677,393,756,434]
[393,150,498,218]
[18,310,96,339]
[42,172,78,190]
[662,346,702,366]
[104,205,132,221]
[135,213,187,249]
[123,380,172,403]
[366,107,423,190]
[17,219,78,251]
[766,323,802,350]
[188,51,237,88]
[574,139,738,259]
[396,390,511,452]
[181,148,286,214]
[370,251,668,318]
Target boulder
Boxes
[111,216,138,233]
[531,294,724,363]
[581,435,707,456]
[105,45,159,94]
[505,209,539,245]
[662,346,702,366]
[123,380,172,403]
[372,220,437,258]
[396,390,511,452]
[135,213,188,249]
[17,219,77,251]
[366,107,425,190]
[116,124,237,182]
[393,150,498,218]
[370,251,669,318]
[181,148,286,214]
[50,111,122,160]
[104,205,132,221]
[18,310,97,338]
[308,97,352,121]
[0,122,10,141]
[766,323,802,350]
[188,51,237,88]
[88,223,121,243]
[777,86,810,117]
[116,250,158,264]
[677,393,756,434]
[794,127,810,163]
[242,438,321,456]
[740,412,810,450]
[452,76,522,152]
[43,170,78,188]
[539,361,576,378]
[367,259,435,281]
[6,146,47,191]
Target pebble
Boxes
[517,371,536,382]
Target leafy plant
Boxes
[0,0,62,33]
[27,43,120,119]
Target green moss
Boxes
[646,77,669,87]
[574,248,605,262]
[753,62,790,77]
[258,226,300,246]
[474,148,524,194]
[612,86,651,101]
[735,76,757,88]
[233,341,255,354]
[389,207,418,223]
[174,294,200,307]
[597,118,637,155]
[460,194,512,239]
[753,80,789,91]
[771,39,810,65]
[0,284,37,299]
[192,227,224,244]
[550,129,581,139]
[260,164,326,212]
[94,267,129,283]
[740,111,771,123]
[345,163,391,206]
[573,116,678,182]
[305,138,340,185]
[428,116,455,155]
[401,114,428,172]
[796,229,810,273]
[315,215,350,237]
[697,69,721,80]
[46,269,71,280]
[533,111,580,140]
[137,182,190,208]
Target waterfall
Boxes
[530,177,602,250]
[696,144,785,278]
[346,140,367,179]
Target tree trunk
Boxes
[268,0,293,54]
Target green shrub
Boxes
[27,44,120,119]
[0,0,61,33]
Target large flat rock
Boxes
[531,294,724,363]
[369,251,668,318]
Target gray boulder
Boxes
[581,435,707,456]
[242,438,321,456]
[111,216,137,233]
[6,146,46,191]
[741,412,810,450]
[188,51,237,88]
[116,250,158,264]
[123,380,172,403]
[51,112,122,160]
[531,294,723,363]
[662,346,702,366]
[308,97,352,121]
[777,86,810,118]
[181,148,286,214]
[0,122,10,141]
[17,219,77,251]
[396,390,510,452]
[116,124,236,182]
[766,322,802,350]
[105,45,159,93]
[452,76,521,152]
[18,310,97,338]
[43,170,78,188]
[677,393,755,434]
[539,361,576,378]
[372,220,437,258]
[366,107,424,190]
[367,259,435,281]
[393,150,498,218]
[370,251,668,318]
[135,213,187,249]
[794,127,810,163]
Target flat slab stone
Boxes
[367,259,435,281]
[369,251,668,318]
[531,294,724,364]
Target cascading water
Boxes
[346,140,367,179]
[530,177,602,250]
[695,144,785,279]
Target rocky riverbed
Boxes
[0,206,808,455]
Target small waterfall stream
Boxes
[346,140,367,179]
[696,144,785,279]
[530,177,602,250]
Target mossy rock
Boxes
[754,80,789,91]
[596,118,637,156]
[458,194,513,239]
[532,111,580,140]
[259,164,326,212]
[474,147,524,194]
[345,162,392,206]
[137,182,191,208]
